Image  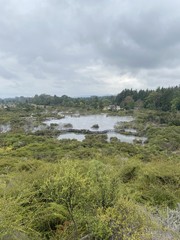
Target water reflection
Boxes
[0,124,11,133]
[44,114,147,144]
[58,133,85,141]
[107,132,138,143]
[124,128,137,133]
[58,132,147,144]
[44,114,134,131]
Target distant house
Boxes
[0,103,16,109]
[103,105,122,111]
[3,105,8,109]
[30,104,45,109]
[116,106,121,110]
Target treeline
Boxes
[0,95,115,110]
[31,95,115,109]
[0,86,179,111]
[115,86,180,111]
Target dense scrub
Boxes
[0,106,179,239]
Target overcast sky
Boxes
[0,0,180,98]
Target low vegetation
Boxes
[0,87,179,239]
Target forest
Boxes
[0,86,179,240]
[1,86,180,112]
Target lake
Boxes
[44,114,147,144]
[45,114,134,131]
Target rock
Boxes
[63,123,73,128]
[91,124,99,129]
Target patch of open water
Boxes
[0,124,11,133]
[44,114,147,144]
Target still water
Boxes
[45,114,134,131]
[45,114,146,143]
[0,124,11,133]
[57,132,147,144]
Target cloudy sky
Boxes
[0,0,180,98]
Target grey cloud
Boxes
[0,66,17,79]
[0,0,179,97]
